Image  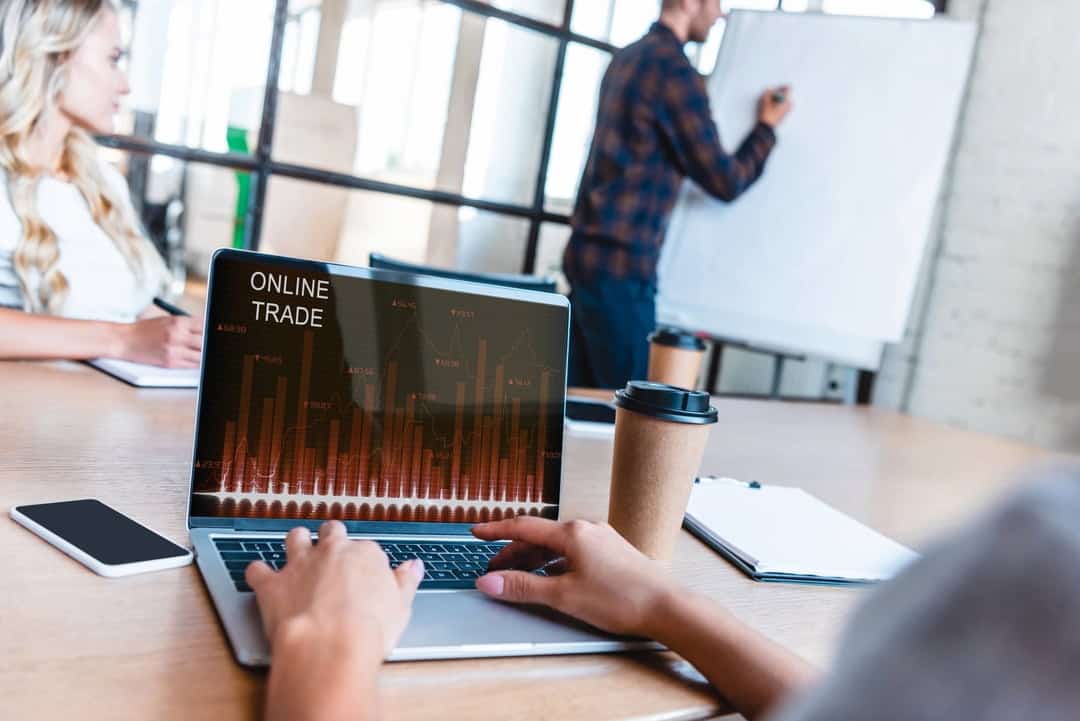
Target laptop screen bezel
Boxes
[186,248,570,536]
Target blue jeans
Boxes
[567,275,657,389]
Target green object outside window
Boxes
[226,126,250,249]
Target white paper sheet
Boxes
[686,477,917,581]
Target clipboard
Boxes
[683,477,918,586]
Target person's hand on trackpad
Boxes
[471,516,674,638]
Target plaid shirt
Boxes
[564,22,777,284]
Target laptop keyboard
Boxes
[212,537,510,593]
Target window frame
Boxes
[100,0,947,274]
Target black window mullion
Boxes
[438,0,615,54]
[521,0,575,275]
[267,159,570,224]
[244,0,290,251]
[97,135,261,173]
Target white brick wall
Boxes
[877,0,1080,451]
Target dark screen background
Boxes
[18,500,189,565]
[191,254,567,524]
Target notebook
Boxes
[86,358,199,388]
[683,477,918,586]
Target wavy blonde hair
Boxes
[0,0,167,314]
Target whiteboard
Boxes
[657,11,976,369]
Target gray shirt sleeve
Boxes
[769,466,1080,721]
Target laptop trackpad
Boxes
[395,590,619,658]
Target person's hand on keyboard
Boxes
[471,517,672,638]
[245,520,425,657]
[246,521,425,721]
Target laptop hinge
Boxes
[190,517,232,529]
[233,519,289,531]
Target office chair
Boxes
[369,253,558,294]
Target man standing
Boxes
[564,0,792,388]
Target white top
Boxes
[0,161,161,322]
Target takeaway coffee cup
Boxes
[608,381,718,560]
[647,328,708,390]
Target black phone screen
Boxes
[565,399,617,424]
[16,499,189,565]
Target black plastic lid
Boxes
[648,327,707,351]
[614,381,718,425]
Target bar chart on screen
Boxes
[191,274,566,524]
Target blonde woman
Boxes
[0,0,201,367]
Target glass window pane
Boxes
[455,208,531,274]
[822,0,936,18]
[571,0,660,47]
[544,43,609,214]
[176,158,251,277]
[262,177,528,275]
[279,0,323,95]
[475,0,564,25]
[535,223,571,284]
[123,0,277,155]
[291,5,555,208]
[462,22,559,205]
[722,0,781,10]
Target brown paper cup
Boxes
[648,344,706,389]
[608,407,712,560]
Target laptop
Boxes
[189,249,654,665]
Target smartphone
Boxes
[566,397,617,425]
[10,499,193,577]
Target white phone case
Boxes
[10,502,193,577]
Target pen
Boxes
[696,476,763,489]
[153,297,190,317]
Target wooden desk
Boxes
[0,362,1055,721]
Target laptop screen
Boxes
[189,251,567,527]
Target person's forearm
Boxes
[0,308,127,360]
[265,618,384,721]
[646,589,817,720]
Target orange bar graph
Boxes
[200,322,560,524]
[399,396,415,496]
[535,370,549,501]
[470,339,487,498]
[348,407,362,495]
[326,419,340,496]
[450,381,465,498]
[410,426,423,497]
[489,364,505,502]
[510,398,521,502]
[293,332,314,492]
[515,435,528,503]
[221,421,236,492]
[270,376,287,492]
[380,362,398,490]
[421,449,434,499]
[234,354,255,493]
[304,448,316,495]
[389,408,405,497]
[360,384,375,496]
[255,398,274,493]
